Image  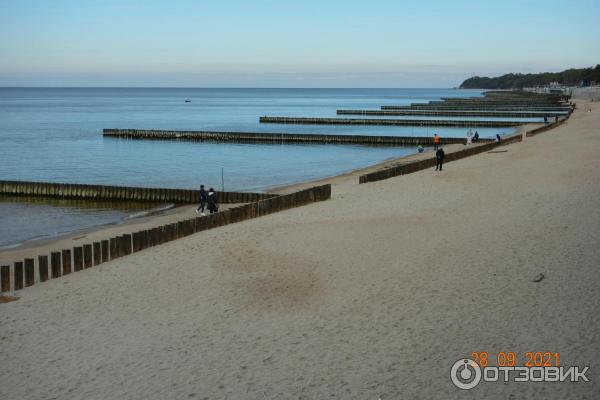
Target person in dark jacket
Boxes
[196,184,207,215]
[435,147,445,171]
[207,188,218,214]
[473,131,479,143]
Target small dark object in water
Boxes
[533,273,544,282]
[185,99,191,103]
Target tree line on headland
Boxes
[459,65,600,89]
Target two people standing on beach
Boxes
[196,185,219,215]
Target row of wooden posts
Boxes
[258,116,523,127]
[0,180,275,204]
[358,118,567,184]
[381,105,572,111]
[336,109,569,118]
[103,129,481,146]
[0,184,331,293]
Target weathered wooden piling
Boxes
[24,258,35,287]
[93,242,101,265]
[1,265,9,292]
[109,238,118,260]
[39,255,49,282]
[132,232,140,252]
[83,244,93,268]
[101,240,109,262]
[73,247,83,272]
[122,234,132,255]
[14,262,23,291]
[50,252,61,279]
[62,249,71,275]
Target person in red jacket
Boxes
[433,133,440,151]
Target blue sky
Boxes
[0,0,598,87]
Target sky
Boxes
[0,0,598,87]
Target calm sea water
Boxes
[0,87,520,247]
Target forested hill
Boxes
[459,65,600,89]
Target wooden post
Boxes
[110,237,118,260]
[122,234,132,255]
[140,230,148,249]
[50,252,61,278]
[39,255,49,282]
[101,240,109,262]
[93,242,101,265]
[132,232,140,252]
[14,261,23,291]
[1,265,10,292]
[24,258,35,287]
[73,246,83,271]
[83,244,93,268]
[62,249,72,275]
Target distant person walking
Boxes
[435,147,445,171]
[473,131,479,143]
[433,133,440,150]
[196,184,207,215]
[496,134,502,142]
[466,128,473,145]
[207,188,219,214]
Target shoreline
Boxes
[0,202,177,252]
[0,202,241,265]
[1,100,596,399]
[0,125,534,259]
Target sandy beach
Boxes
[1,101,598,400]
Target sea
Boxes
[0,87,529,248]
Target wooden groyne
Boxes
[358,135,523,183]
[337,109,565,118]
[428,100,564,107]
[0,184,331,293]
[358,117,566,184]
[103,129,490,146]
[259,116,523,127]
[0,180,276,204]
[382,105,572,112]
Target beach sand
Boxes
[1,105,598,399]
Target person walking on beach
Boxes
[196,184,207,215]
[435,147,445,171]
[433,133,440,151]
[473,131,479,143]
[466,128,473,145]
[207,188,219,214]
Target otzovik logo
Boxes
[450,359,590,389]
[451,359,482,389]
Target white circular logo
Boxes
[451,358,482,390]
